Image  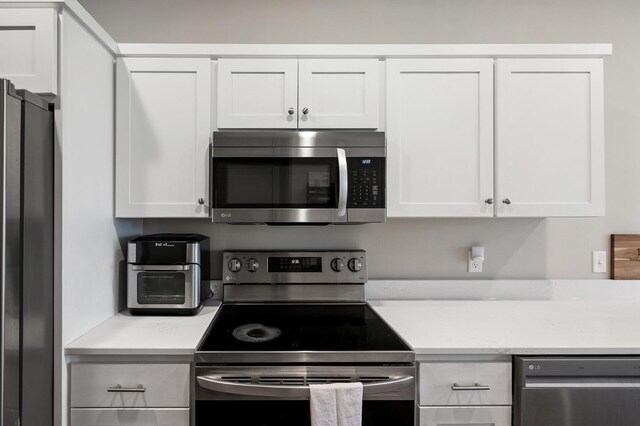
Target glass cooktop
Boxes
[198,303,411,353]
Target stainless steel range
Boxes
[195,250,415,426]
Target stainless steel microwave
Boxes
[210,131,386,224]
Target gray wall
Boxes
[79,0,640,280]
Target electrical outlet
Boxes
[592,251,607,273]
[468,252,483,273]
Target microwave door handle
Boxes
[337,148,348,217]
[131,265,191,271]
[197,375,413,399]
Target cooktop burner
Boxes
[198,303,411,353]
[232,323,282,343]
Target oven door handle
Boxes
[337,148,348,217]
[197,375,414,398]
[131,265,191,271]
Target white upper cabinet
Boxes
[387,57,605,218]
[495,58,605,217]
[116,58,211,218]
[298,59,379,129]
[217,58,380,129]
[386,59,495,217]
[217,59,298,129]
[111,49,606,219]
[0,9,57,94]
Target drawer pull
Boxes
[451,383,491,391]
[107,384,146,393]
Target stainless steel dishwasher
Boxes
[515,356,640,426]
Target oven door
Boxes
[211,147,348,224]
[127,264,199,310]
[195,365,415,426]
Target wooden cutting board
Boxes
[611,234,640,279]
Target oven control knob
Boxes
[247,258,260,273]
[348,258,363,272]
[330,258,345,272]
[227,258,242,272]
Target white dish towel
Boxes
[310,382,364,426]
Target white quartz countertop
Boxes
[369,300,640,355]
[65,302,220,356]
[64,296,640,357]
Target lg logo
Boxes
[528,364,542,371]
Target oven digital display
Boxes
[268,257,322,272]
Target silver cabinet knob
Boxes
[348,258,363,272]
[485,198,494,205]
[198,198,205,205]
[302,107,309,115]
[503,198,512,205]
[288,107,295,116]
[247,258,260,273]
[227,258,242,272]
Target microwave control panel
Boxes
[347,158,385,208]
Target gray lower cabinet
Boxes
[70,408,189,426]
[69,360,191,426]
[417,357,513,426]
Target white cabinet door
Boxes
[298,59,379,129]
[217,58,298,129]
[419,406,511,426]
[70,409,189,426]
[495,58,605,217]
[386,59,495,217]
[116,58,211,218]
[0,9,57,94]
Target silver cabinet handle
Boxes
[288,108,295,116]
[198,198,205,205]
[503,198,512,205]
[336,148,348,217]
[451,383,491,391]
[485,198,494,205]
[302,107,309,115]
[107,384,146,393]
[131,264,191,271]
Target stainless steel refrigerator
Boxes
[0,79,53,426]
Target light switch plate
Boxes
[592,251,607,273]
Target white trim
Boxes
[116,43,612,58]
[59,0,118,54]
